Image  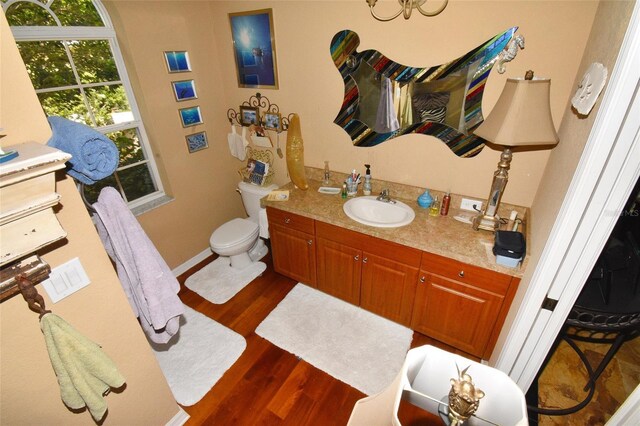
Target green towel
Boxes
[40,313,125,421]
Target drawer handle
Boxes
[362,257,368,264]
[284,218,291,224]
[459,271,465,278]
[307,239,313,245]
[419,276,426,283]
[354,255,359,261]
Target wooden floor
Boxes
[176,253,476,426]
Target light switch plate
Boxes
[41,257,90,303]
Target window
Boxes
[2,0,165,209]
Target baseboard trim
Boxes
[172,248,212,277]
[166,407,190,426]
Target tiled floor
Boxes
[536,333,640,425]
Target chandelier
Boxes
[366,0,449,21]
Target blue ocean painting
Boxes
[186,132,208,152]
[180,107,202,126]
[174,80,196,100]
[166,51,191,72]
[230,10,277,87]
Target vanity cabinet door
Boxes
[360,252,419,327]
[316,237,361,305]
[411,271,503,357]
[268,209,317,287]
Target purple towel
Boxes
[92,187,183,344]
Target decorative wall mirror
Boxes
[330,27,521,157]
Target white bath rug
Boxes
[185,257,266,304]
[256,283,413,395]
[149,305,246,406]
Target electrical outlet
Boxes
[460,198,483,212]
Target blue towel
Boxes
[46,117,120,185]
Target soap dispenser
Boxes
[417,189,433,208]
[363,164,372,195]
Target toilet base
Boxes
[249,238,269,262]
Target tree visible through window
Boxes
[2,0,163,207]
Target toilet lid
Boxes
[210,218,259,248]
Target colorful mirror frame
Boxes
[330,27,518,157]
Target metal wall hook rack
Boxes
[227,92,293,133]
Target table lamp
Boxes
[472,70,559,231]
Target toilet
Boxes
[210,181,278,269]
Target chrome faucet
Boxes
[376,189,396,203]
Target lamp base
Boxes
[472,213,500,232]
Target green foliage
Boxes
[3,0,103,26]
[8,1,158,203]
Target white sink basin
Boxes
[343,196,415,228]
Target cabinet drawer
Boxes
[421,251,512,295]
[267,207,315,234]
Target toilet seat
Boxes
[210,218,259,250]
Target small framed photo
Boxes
[164,51,191,73]
[185,131,208,153]
[264,112,281,131]
[179,106,203,127]
[239,105,259,126]
[172,79,197,101]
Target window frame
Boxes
[3,0,167,212]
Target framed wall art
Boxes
[185,131,208,153]
[179,106,203,127]
[239,105,259,126]
[228,9,279,89]
[172,79,197,101]
[164,51,191,73]
[264,111,281,131]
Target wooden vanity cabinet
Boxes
[315,222,421,326]
[266,207,316,286]
[411,252,519,358]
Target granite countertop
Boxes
[263,168,528,278]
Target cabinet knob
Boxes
[354,255,359,261]
[459,271,465,278]
[307,239,313,245]
[284,218,291,224]
[419,276,426,283]
[363,257,368,264]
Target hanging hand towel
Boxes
[374,77,400,133]
[227,125,239,159]
[93,187,184,343]
[46,116,119,185]
[236,126,248,161]
[40,313,125,422]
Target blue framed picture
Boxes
[164,51,191,73]
[185,131,208,153]
[179,106,203,127]
[229,9,278,89]
[172,79,197,101]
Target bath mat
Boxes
[256,283,413,395]
[149,305,246,406]
[185,257,266,304]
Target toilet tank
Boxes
[238,181,278,217]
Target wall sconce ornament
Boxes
[366,0,448,21]
[571,62,607,116]
[330,28,521,156]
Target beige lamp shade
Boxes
[474,77,559,147]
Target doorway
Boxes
[527,177,640,424]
